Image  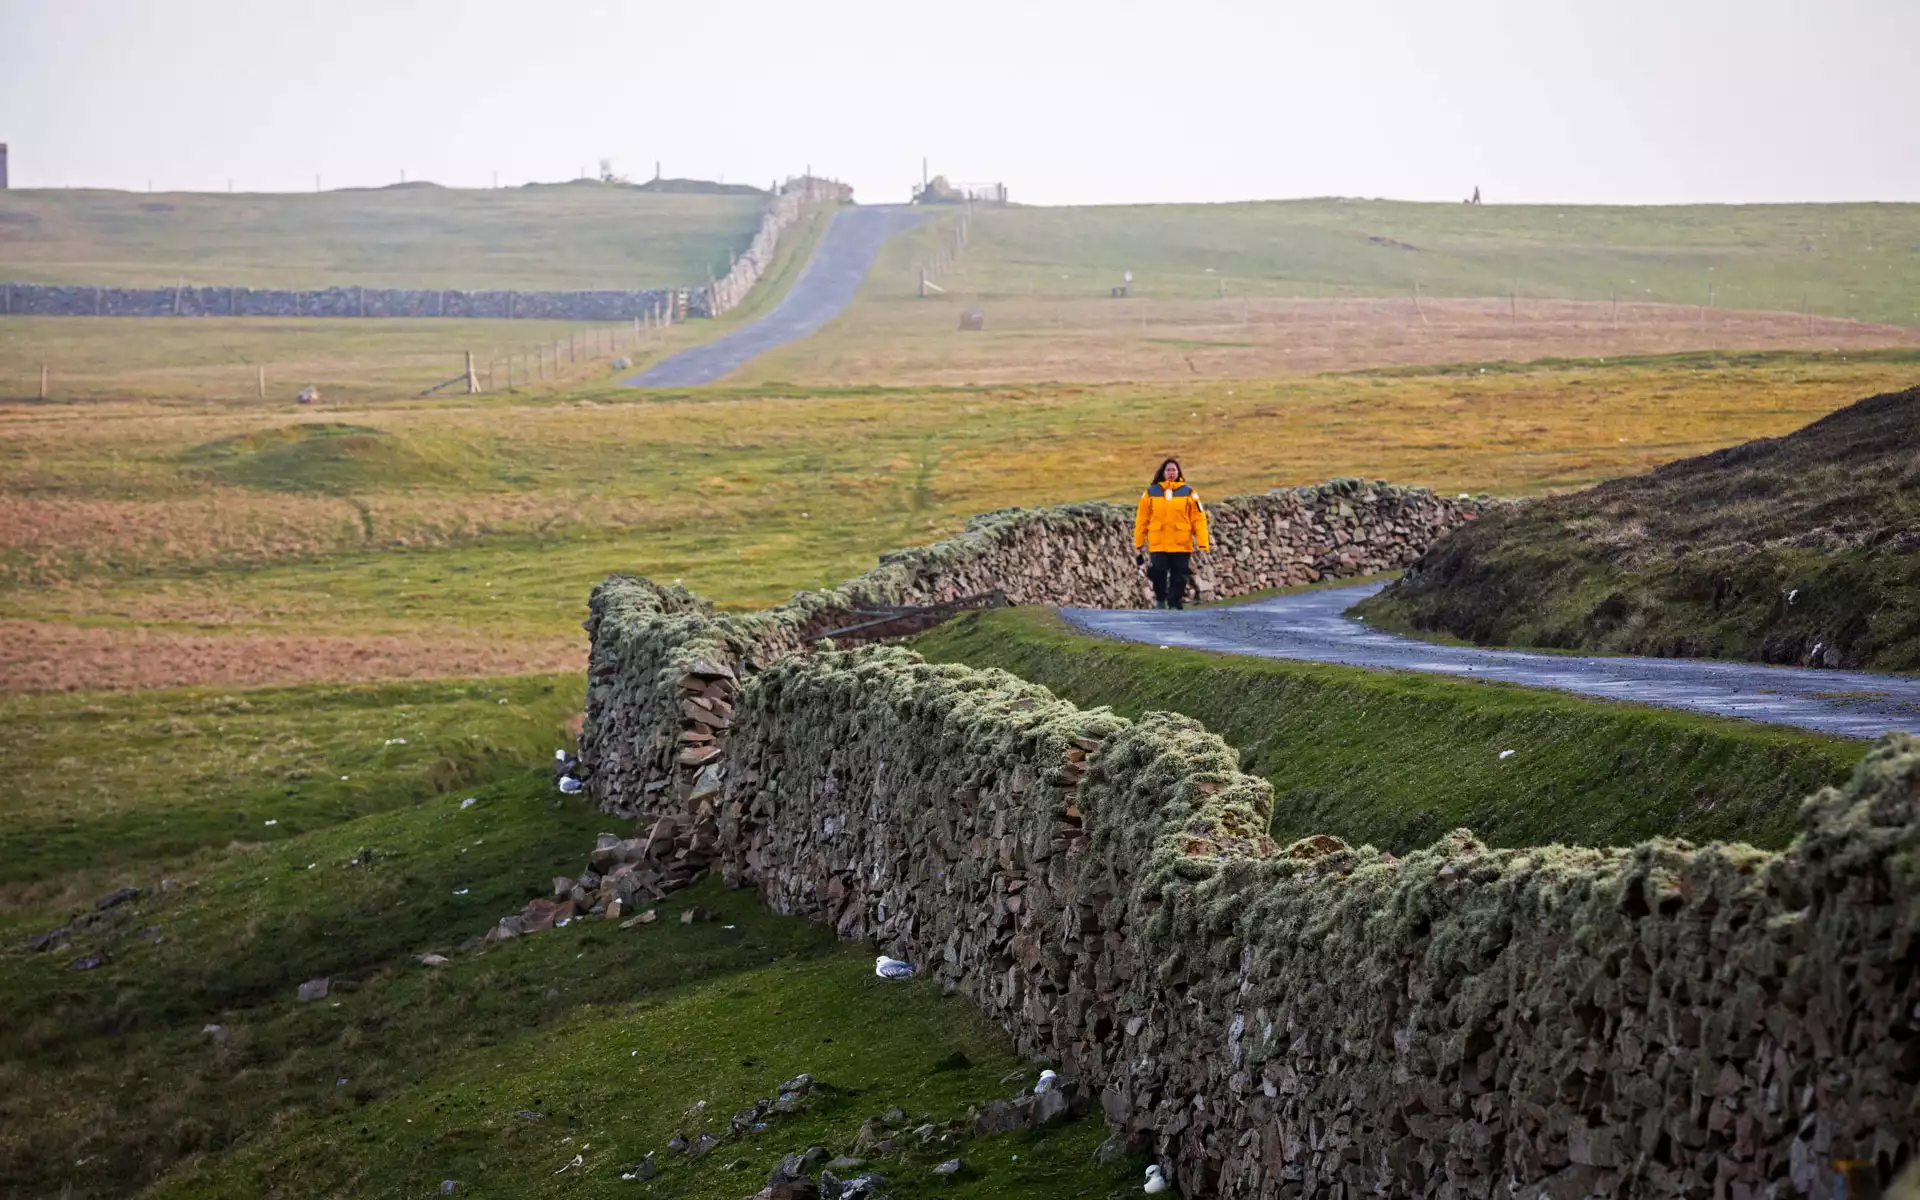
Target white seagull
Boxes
[1034,1069,1058,1094]
[1144,1163,1171,1194]
[874,955,915,981]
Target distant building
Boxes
[0,144,8,189]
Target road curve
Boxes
[1061,581,1920,740]
[623,205,926,388]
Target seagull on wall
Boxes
[1034,1069,1058,1094]
[874,955,915,980]
[1145,1164,1171,1194]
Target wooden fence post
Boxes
[257,366,265,399]
[40,364,49,400]
[466,351,478,394]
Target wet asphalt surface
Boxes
[1061,581,1920,740]
[623,205,927,388]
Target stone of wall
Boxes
[0,281,681,321]
[836,478,1483,610]
[582,592,1920,1199]
[692,174,852,319]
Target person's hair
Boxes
[1148,458,1183,488]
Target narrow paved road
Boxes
[1062,581,1920,739]
[624,205,925,388]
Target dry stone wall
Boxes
[581,480,1482,817]
[0,281,682,321]
[692,175,852,319]
[582,587,1920,1199]
[836,479,1483,610]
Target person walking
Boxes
[1133,458,1211,609]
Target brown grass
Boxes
[5,353,1916,692]
[0,619,583,692]
[0,315,668,405]
[736,296,1920,385]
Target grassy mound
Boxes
[909,607,1860,852]
[1355,385,1920,669]
[179,423,471,493]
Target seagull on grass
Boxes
[1144,1164,1171,1194]
[874,955,915,981]
[1034,1069,1058,1094]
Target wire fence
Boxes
[0,313,681,404]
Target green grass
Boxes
[178,423,474,494]
[0,184,763,289]
[910,607,1863,853]
[0,676,579,893]
[950,199,1920,323]
[0,680,1135,1199]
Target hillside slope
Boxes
[1355,385,1920,670]
[957,199,1920,323]
[0,185,762,289]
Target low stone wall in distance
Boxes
[582,576,1920,1198]
[690,174,852,319]
[1,281,682,321]
[838,478,1484,610]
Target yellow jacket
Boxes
[1134,479,1211,553]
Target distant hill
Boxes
[0,186,764,290]
[950,199,1920,325]
[1356,385,1920,670]
[632,177,768,197]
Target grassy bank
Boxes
[0,678,1132,1199]
[1355,384,1920,670]
[910,607,1862,852]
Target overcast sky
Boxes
[2,0,1915,206]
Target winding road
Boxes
[623,205,926,388]
[1062,581,1920,740]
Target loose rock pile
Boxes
[582,587,1920,1197]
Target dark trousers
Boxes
[1147,551,1192,609]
